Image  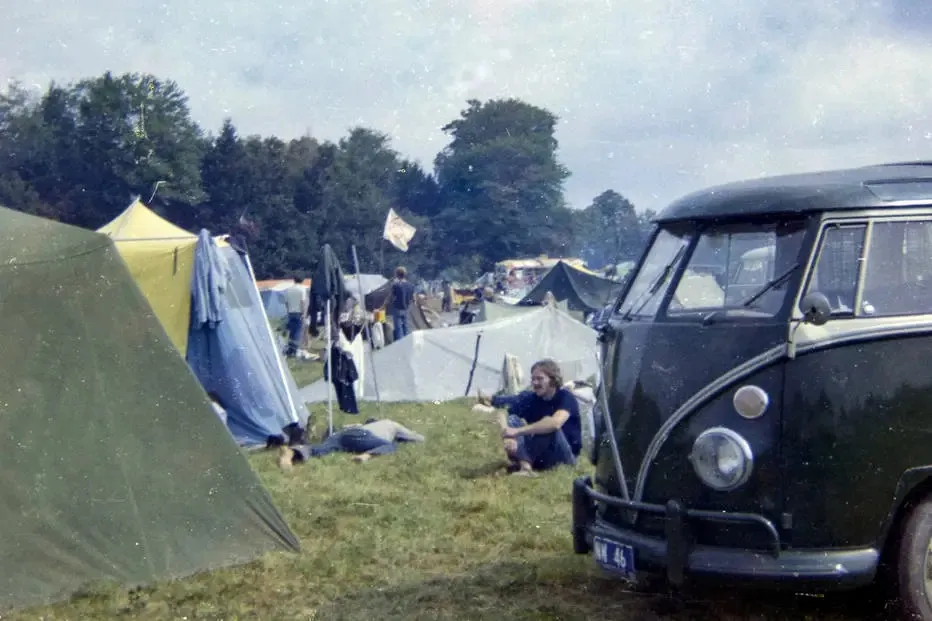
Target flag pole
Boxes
[352,245,383,417]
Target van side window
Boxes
[806,224,867,315]
[860,220,932,316]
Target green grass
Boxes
[289,356,324,388]
[8,362,883,620]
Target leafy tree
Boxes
[576,190,645,267]
[200,125,316,277]
[0,70,651,282]
[433,98,573,274]
[0,72,206,228]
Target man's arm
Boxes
[490,391,534,418]
[392,422,425,443]
[512,409,570,436]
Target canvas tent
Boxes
[519,260,625,315]
[345,273,388,303]
[98,200,304,447]
[475,299,545,323]
[363,279,435,331]
[0,206,299,613]
[187,231,307,445]
[258,278,312,323]
[299,304,600,403]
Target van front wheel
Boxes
[895,498,932,620]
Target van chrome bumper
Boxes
[572,476,879,589]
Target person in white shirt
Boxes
[283,275,308,356]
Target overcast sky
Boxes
[3,0,932,213]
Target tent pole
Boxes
[326,300,333,436]
[243,253,300,425]
[352,245,383,417]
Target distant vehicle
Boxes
[494,255,589,284]
[572,161,932,620]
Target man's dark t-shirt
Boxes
[492,388,582,455]
[391,279,415,312]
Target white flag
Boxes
[382,208,417,252]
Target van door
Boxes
[783,215,932,549]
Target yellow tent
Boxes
[97,200,228,356]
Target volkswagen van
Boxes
[571,162,932,620]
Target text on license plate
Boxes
[593,536,635,576]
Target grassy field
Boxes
[9,358,891,620]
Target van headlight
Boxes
[688,427,753,491]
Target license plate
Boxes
[593,536,636,578]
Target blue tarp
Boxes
[187,231,305,447]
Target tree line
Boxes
[0,71,655,280]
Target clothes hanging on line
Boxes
[324,344,359,414]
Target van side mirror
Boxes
[799,291,832,326]
[596,321,616,343]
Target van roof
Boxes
[656,161,932,224]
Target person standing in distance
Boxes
[284,275,308,357]
[389,266,415,341]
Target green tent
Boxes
[518,260,624,314]
[0,207,300,613]
[475,299,536,323]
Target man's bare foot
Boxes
[476,389,491,407]
[278,446,294,471]
[509,461,536,477]
[510,468,538,477]
[352,453,373,463]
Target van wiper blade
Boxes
[621,245,686,321]
[740,263,799,308]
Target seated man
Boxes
[278,418,425,469]
[478,359,581,476]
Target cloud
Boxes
[2,0,931,214]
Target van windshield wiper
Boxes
[621,245,686,321]
[739,263,799,308]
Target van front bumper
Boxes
[572,476,879,590]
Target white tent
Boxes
[344,273,388,302]
[299,304,599,403]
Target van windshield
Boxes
[618,220,808,320]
